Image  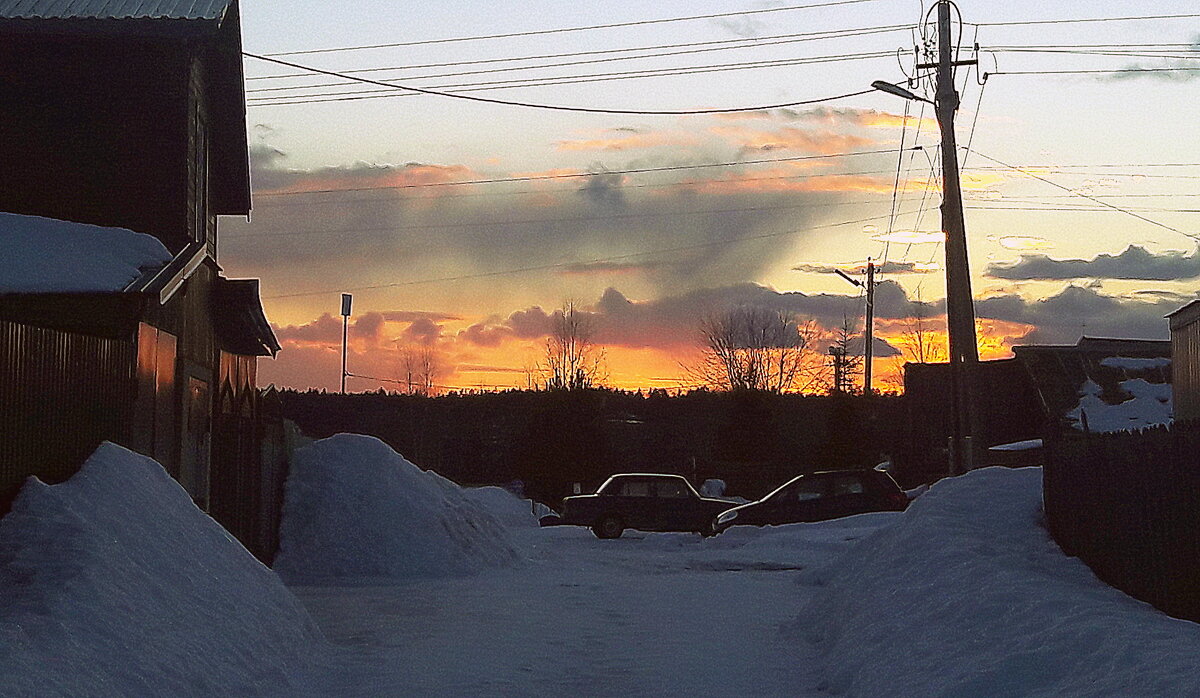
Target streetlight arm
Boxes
[870,80,934,105]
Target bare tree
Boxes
[541,301,606,391]
[691,305,822,393]
[896,294,947,364]
[398,345,441,396]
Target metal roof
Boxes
[0,0,232,21]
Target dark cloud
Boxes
[577,170,627,208]
[986,245,1200,281]
[381,310,461,323]
[399,317,442,346]
[976,284,1177,342]
[221,146,863,298]
[274,312,388,345]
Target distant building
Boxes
[897,337,1172,485]
[1168,300,1200,422]
[0,1,283,560]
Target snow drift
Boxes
[0,443,321,697]
[460,485,539,529]
[274,434,523,581]
[795,467,1200,697]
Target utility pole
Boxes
[864,260,876,395]
[871,0,980,475]
[340,293,352,394]
[929,0,979,474]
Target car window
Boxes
[793,481,825,502]
[831,476,865,496]
[619,480,653,497]
[656,480,689,498]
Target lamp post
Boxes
[871,0,979,475]
[340,293,352,394]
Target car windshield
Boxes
[762,476,805,502]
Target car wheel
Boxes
[592,515,624,539]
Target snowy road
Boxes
[294,518,895,697]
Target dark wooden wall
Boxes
[0,37,192,251]
[0,320,136,514]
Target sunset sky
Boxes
[219,0,1200,393]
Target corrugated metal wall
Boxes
[1173,320,1199,422]
[0,319,136,513]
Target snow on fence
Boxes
[1043,420,1200,621]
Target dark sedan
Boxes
[712,469,908,533]
[559,473,733,539]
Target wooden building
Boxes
[1169,300,1200,422]
[897,337,1172,485]
[0,0,283,559]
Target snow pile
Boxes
[275,434,523,581]
[461,485,540,528]
[0,443,321,696]
[796,467,1200,697]
[0,212,172,293]
[1067,377,1172,433]
[1100,356,1171,371]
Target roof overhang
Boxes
[212,277,280,357]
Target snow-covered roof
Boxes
[0,212,172,294]
[0,0,232,20]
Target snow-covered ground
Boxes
[6,437,1200,696]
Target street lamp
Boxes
[870,80,932,104]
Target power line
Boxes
[243,51,875,115]
[262,0,884,56]
[970,151,1200,242]
[253,147,917,198]
[989,67,1200,76]
[261,208,918,300]
[247,25,915,83]
[972,12,1200,27]
[246,49,901,98]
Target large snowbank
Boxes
[0,443,321,696]
[0,212,172,293]
[795,467,1200,697]
[461,485,540,528]
[275,434,523,581]
[1067,377,1172,433]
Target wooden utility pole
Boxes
[864,260,876,395]
[931,0,979,474]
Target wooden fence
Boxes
[1043,421,1200,621]
[0,320,136,513]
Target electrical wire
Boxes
[972,13,1200,27]
[243,51,875,114]
[245,51,901,105]
[247,25,916,83]
[246,49,902,96]
[262,0,885,56]
[970,151,1200,242]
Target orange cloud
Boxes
[710,125,875,154]
[555,132,699,152]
